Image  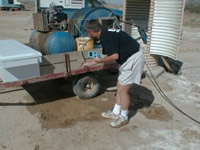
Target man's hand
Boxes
[81,61,97,68]
[93,56,101,63]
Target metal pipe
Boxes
[35,0,40,13]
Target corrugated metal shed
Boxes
[148,0,185,59]
[122,0,150,34]
[123,0,185,64]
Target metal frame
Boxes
[0,53,118,89]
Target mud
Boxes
[120,125,138,132]
[27,95,115,129]
[159,82,173,92]
[139,104,173,121]
[183,129,200,140]
[191,84,200,94]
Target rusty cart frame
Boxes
[0,50,118,99]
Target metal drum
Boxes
[30,30,75,55]
[44,31,75,54]
[68,7,116,37]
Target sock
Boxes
[112,104,121,115]
[121,109,128,119]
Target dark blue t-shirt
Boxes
[100,28,139,65]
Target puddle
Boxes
[183,129,200,139]
[27,94,115,129]
[191,84,200,94]
[160,82,173,92]
[139,104,173,121]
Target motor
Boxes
[41,2,68,31]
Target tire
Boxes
[72,74,101,99]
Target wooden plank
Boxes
[40,63,66,76]
[161,56,173,72]
[41,53,66,66]
[40,49,103,75]
[40,48,102,66]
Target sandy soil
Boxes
[0,8,200,150]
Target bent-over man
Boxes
[82,19,145,128]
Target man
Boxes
[82,19,145,128]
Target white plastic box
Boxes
[0,40,42,83]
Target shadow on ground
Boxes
[0,70,118,106]
[128,84,155,120]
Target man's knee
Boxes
[118,85,130,95]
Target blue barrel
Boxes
[45,31,75,54]
[29,30,75,55]
[68,7,117,37]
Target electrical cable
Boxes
[120,20,200,124]
[145,61,200,124]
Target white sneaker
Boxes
[110,115,128,128]
[101,110,119,119]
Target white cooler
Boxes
[0,40,42,83]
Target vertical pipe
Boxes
[122,0,127,31]
[177,0,186,58]
[35,0,40,13]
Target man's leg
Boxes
[101,82,121,119]
[110,82,131,128]
[111,81,121,115]
[117,83,132,110]
[112,81,131,115]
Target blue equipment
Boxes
[88,51,102,59]
[30,31,75,55]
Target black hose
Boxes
[145,62,200,124]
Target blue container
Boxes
[29,30,75,55]
[69,7,116,37]
[45,32,75,54]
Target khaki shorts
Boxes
[118,50,144,85]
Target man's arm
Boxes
[82,53,119,67]
[94,53,119,63]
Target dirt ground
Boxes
[0,8,200,150]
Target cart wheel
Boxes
[72,74,101,99]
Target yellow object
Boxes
[75,37,94,51]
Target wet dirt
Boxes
[27,94,115,129]
[26,71,118,129]
[159,82,173,92]
[191,84,200,94]
[182,129,200,140]
[120,125,138,132]
[139,104,173,122]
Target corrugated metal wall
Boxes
[123,0,185,66]
[123,0,159,68]
[148,0,185,59]
[122,0,150,35]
